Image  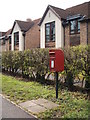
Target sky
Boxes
[0,0,89,31]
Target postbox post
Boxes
[56,72,58,99]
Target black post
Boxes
[56,72,58,99]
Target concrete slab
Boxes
[19,101,37,108]
[31,98,48,104]
[40,101,59,109]
[27,105,46,114]
[19,98,59,114]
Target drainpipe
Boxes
[62,21,66,47]
[64,27,65,47]
[86,21,88,45]
[23,32,26,50]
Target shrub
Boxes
[64,45,90,90]
[23,49,49,80]
[64,47,77,90]
[2,49,49,80]
[2,45,90,91]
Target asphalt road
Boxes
[0,96,37,119]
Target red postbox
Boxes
[49,49,64,99]
[49,49,64,72]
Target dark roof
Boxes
[39,5,67,25]
[39,1,90,25]
[49,5,68,19]
[11,20,34,33]
[5,29,11,36]
[66,1,90,18]
[16,20,34,32]
[33,18,41,24]
[0,32,6,37]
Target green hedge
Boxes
[2,46,90,89]
[64,45,90,89]
[2,49,49,80]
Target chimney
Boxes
[26,18,32,22]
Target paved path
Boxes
[1,96,37,119]
[19,98,59,114]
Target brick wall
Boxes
[88,21,90,44]
[65,25,70,47]
[45,41,55,48]
[64,21,89,47]
[25,20,40,50]
[5,38,11,51]
[70,34,80,46]
[80,22,87,45]
[5,40,9,51]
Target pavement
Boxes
[19,98,59,114]
[0,95,59,119]
[0,95,37,119]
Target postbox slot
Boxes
[49,52,55,57]
[50,57,55,59]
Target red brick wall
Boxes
[25,20,40,49]
[64,22,89,47]
[80,22,87,45]
[65,25,70,47]
[88,21,90,44]
[5,40,9,51]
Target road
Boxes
[0,95,37,119]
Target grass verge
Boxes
[1,74,90,119]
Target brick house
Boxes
[39,1,90,48]
[0,32,6,51]
[25,18,40,49]
[11,19,40,51]
[0,29,11,51]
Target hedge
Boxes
[64,45,90,90]
[2,46,90,89]
[2,49,49,80]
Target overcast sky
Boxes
[0,0,89,31]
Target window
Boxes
[2,39,5,45]
[9,37,11,44]
[78,21,80,33]
[14,32,19,46]
[45,21,55,42]
[70,20,80,34]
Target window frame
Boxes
[9,37,11,44]
[45,21,55,42]
[70,19,80,35]
[2,38,5,45]
[14,32,19,46]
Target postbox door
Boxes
[55,50,64,72]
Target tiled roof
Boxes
[5,29,11,36]
[11,20,34,33]
[33,18,41,24]
[16,20,34,32]
[0,32,6,37]
[39,1,90,25]
[66,1,90,18]
[49,5,68,19]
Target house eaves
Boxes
[11,20,34,34]
[0,30,11,40]
[0,36,5,40]
[67,14,83,21]
[39,5,65,26]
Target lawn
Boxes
[1,74,90,119]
